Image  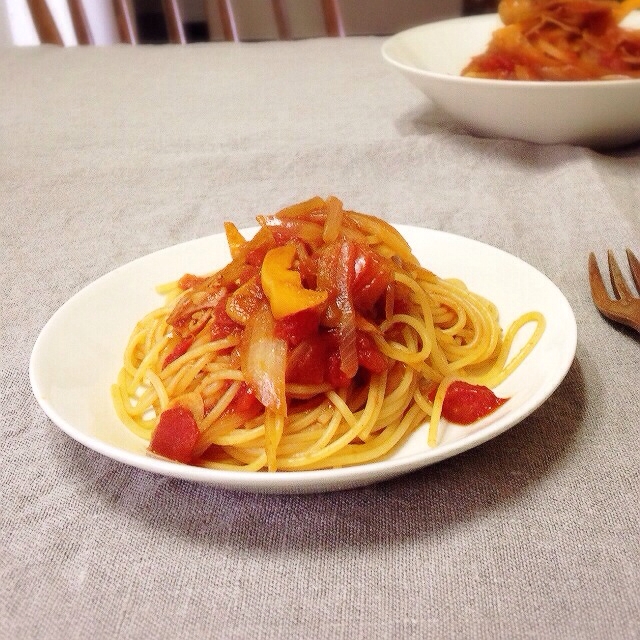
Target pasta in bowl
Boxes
[112,197,544,473]
[463,0,640,80]
[382,3,640,146]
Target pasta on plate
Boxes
[462,0,640,80]
[112,197,544,472]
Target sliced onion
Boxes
[272,196,326,219]
[240,304,287,415]
[266,217,324,244]
[336,241,358,378]
[322,196,343,243]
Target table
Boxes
[1,39,639,640]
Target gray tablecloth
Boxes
[1,39,639,640]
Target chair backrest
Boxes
[204,0,344,42]
[20,0,334,44]
[8,0,122,45]
[23,0,140,45]
[14,0,467,46]
[26,0,63,45]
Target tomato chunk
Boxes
[327,351,352,388]
[356,331,387,374]
[211,298,242,341]
[286,336,327,385]
[274,308,320,347]
[228,382,263,416]
[352,248,394,312]
[430,381,507,425]
[149,405,200,463]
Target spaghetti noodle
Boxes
[112,197,544,471]
[462,0,640,80]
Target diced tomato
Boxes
[392,295,412,316]
[162,336,194,369]
[352,248,394,312]
[429,381,508,425]
[286,336,327,385]
[210,298,241,341]
[274,309,321,347]
[356,331,387,374]
[228,382,263,416]
[149,405,200,463]
[327,351,352,388]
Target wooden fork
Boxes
[588,249,640,333]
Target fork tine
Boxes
[626,248,640,295]
[589,250,640,333]
[588,252,611,308]
[607,249,634,300]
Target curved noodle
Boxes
[111,197,545,471]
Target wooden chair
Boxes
[23,0,467,46]
[25,0,65,45]
[24,0,341,45]
[26,0,150,45]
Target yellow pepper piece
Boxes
[224,221,246,259]
[261,245,328,320]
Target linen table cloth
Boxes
[1,39,639,639]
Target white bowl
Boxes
[381,13,640,147]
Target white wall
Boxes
[340,0,463,35]
[1,0,39,45]
[0,2,13,44]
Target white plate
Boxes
[382,13,640,147]
[30,226,576,494]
